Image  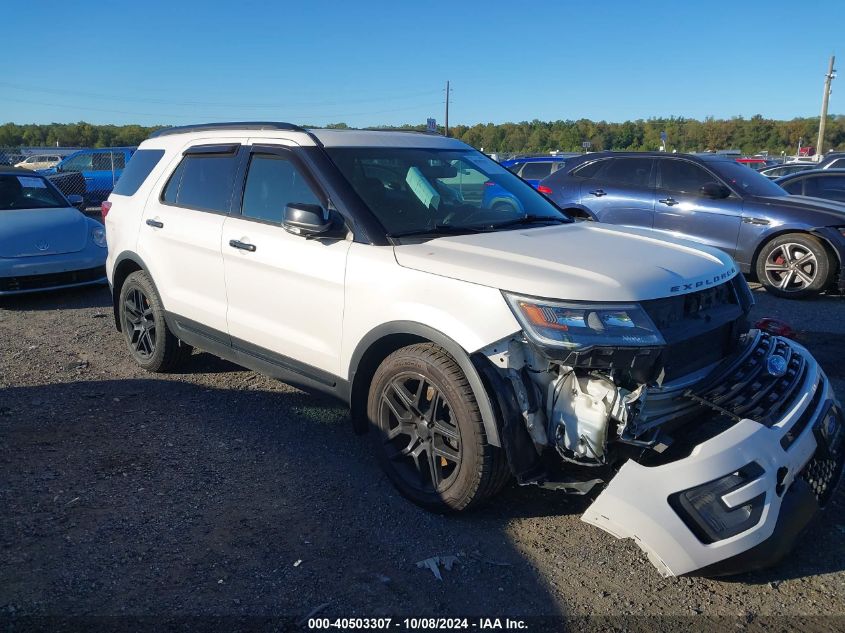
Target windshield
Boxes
[324,147,569,236]
[711,161,788,197]
[0,174,69,210]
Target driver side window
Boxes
[659,159,714,195]
[241,154,321,224]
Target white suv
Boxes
[104,123,843,577]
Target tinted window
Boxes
[781,179,804,195]
[572,160,604,178]
[520,162,553,180]
[813,175,845,201]
[505,163,523,175]
[241,154,320,223]
[601,158,652,187]
[112,152,126,169]
[113,149,165,196]
[828,158,845,169]
[659,159,714,194]
[163,154,238,212]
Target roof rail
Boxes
[149,122,308,138]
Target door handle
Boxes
[589,189,606,197]
[229,239,256,252]
[145,219,164,228]
[658,197,679,206]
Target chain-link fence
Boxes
[1,147,127,216]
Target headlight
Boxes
[92,226,107,248]
[669,463,765,543]
[503,292,665,350]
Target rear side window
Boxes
[162,153,238,212]
[572,160,604,178]
[781,179,804,195]
[520,162,553,180]
[601,158,653,187]
[241,154,320,224]
[112,149,165,196]
[828,158,845,169]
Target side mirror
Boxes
[283,202,332,236]
[67,194,85,210]
[700,182,731,199]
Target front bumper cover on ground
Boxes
[582,339,842,577]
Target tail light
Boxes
[537,185,553,195]
[101,201,112,219]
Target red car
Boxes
[736,157,775,171]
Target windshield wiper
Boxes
[484,214,570,230]
[387,224,493,239]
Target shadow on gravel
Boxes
[0,379,565,619]
[0,285,111,313]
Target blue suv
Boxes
[539,151,845,298]
[40,147,136,205]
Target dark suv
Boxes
[539,152,845,298]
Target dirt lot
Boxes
[1,283,844,629]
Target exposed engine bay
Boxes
[481,275,755,484]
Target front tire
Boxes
[367,343,509,512]
[755,233,833,299]
[118,271,192,372]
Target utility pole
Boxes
[444,80,450,137]
[816,55,836,158]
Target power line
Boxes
[0,81,441,110]
[1,96,444,124]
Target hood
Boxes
[393,223,738,302]
[751,195,845,224]
[0,207,90,257]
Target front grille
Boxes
[686,332,808,427]
[0,266,105,292]
[641,278,747,381]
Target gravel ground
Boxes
[0,283,843,629]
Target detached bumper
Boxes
[583,337,843,577]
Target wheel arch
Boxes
[347,321,502,447]
[110,251,152,331]
[750,228,841,284]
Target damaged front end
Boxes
[475,275,844,576]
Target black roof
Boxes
[776,168,845,181]
[570,151,736,163]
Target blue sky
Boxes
[1,1,841,127]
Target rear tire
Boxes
[118,271,192,372]
[367,343,509,512]
[755,233,833,299]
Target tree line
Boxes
[1,115,843,155]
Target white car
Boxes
[14,154,62,171]
[104,123,843,577]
